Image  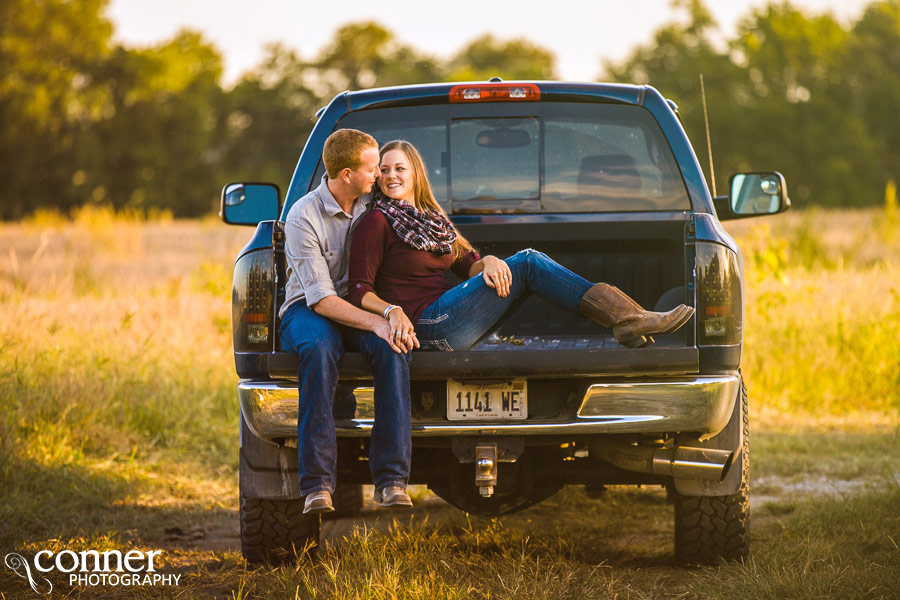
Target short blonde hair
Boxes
[322,129,378,179]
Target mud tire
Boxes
[673,379,750,564]
[240,496,320,565]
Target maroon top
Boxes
[349,210,481,324]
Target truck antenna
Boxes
[699,73,717,197]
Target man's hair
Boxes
[322,129,378,179]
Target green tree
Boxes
[221,43,320,193]
[0,0,112,218]
[733,2,881,206]
[845,1,900,190]
[447,35,556,81]
[78,30,226,216]
[315,22,441,94]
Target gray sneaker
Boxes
[374,485,413,508]
[303,490,334,514]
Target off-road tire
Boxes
[673,379,750,564]
[240,496,320,565]
[324,484,364,520]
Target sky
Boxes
[107,0,873,86]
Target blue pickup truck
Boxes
[220,80,789,565]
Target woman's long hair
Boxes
[378,140,475,260]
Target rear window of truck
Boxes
[322,102,690,213]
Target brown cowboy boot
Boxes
[579,283,694,348]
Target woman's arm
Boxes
[469,255,513,297]
[359,292,419,352]
[349,213,418,351]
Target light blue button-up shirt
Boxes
[280,175,371,317]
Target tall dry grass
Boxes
[1,206,898,599]
[726,208,900,425]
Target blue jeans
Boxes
[416,249,593,350]
[280,302,412,495]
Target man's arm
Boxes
[313,295,405,353]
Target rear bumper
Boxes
[238,375,739,441]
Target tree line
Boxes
[1,0,898,219]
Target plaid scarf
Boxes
[374,193,457,256]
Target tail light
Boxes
[232,250,274,351]
[695,242,742,345]
[449,83,540,103]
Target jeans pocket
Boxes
[419,338,454,351]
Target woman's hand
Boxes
[388,307,420,352]
[480,255,512,297]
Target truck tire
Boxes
[673,379,750,564]
[240,495,320,565]
[324,484,364,519]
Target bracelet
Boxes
[383,304,400,319]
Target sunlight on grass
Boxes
[1,208,899,599]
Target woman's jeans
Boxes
[280,301,412,496]
[416,249,593,351]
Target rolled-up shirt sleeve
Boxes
[284,216,336,308]
[348,212,387,308]
[451,249,481,280]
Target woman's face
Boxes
[378,149,415,204]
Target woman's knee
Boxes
[507,248,548,274]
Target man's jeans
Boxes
[280,302,412,495]
[416,249,593,351]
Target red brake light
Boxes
[449,83,540,103]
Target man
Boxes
[279,129,417,514]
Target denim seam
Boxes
[418,313,449,325]
[420,339,454,351]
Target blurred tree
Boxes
[446,34,556,81]
[221,43,320,193]
[607,0,884,207]
[0,0,112,218]
[733,2,882,206]
[79,30,226,216]
[845,1,900,191]
[314,21,441,94]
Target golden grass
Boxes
[1,206,899,599]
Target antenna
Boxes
[699,73,717,197]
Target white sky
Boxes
[108,0,873,86]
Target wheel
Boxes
[240,496,320,565]
[673,379,750,564]
[324,483,364,520]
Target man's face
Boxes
[347,146,381,196]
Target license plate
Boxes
[446,379,527,420]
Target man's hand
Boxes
[481,255,513,297]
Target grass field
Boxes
[1,207,898,599]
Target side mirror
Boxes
[220,183,280,225]
[715,172,790,220]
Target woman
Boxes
[348,140,693,352]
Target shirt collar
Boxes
[316,174,372,218]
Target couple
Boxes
[279,129,693,515]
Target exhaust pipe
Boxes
[590,440,736,482]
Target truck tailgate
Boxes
[267,337,698,381]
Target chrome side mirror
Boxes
[729,172,789,217]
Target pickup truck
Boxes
[220,80,789,565]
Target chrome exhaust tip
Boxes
[590,441,736,482]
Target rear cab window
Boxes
[318,102,691,214]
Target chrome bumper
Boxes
[238,376,739,442]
